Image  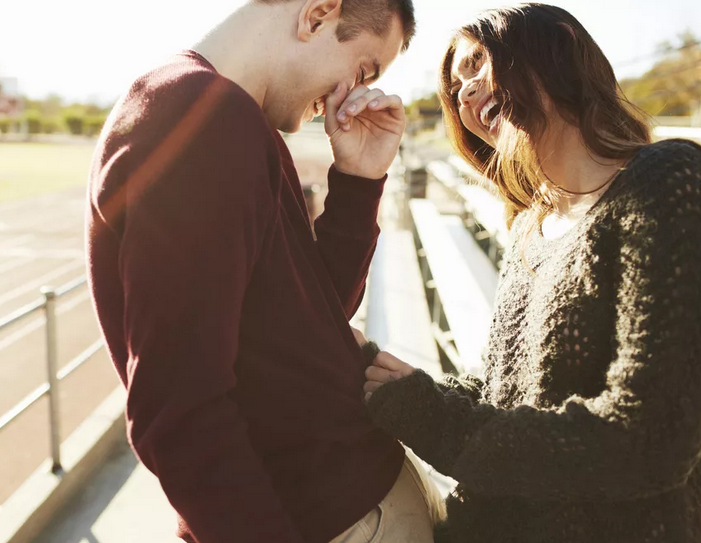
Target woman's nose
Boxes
[458,84,478,106]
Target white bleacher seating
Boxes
[409,199,496,378]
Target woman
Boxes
[362,4,701,542]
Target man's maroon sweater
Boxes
[86,51,404,543]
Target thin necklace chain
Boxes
[552,163,628,196]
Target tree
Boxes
[407,92,442,119]
[620,31,701,116]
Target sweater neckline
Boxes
[530,146,647,250]
[516,145,652,273]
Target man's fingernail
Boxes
[348,104,357,112]
[369,100,379,108]
[337,111,347,121]
[343,123,351,131]
[335,82,343,94]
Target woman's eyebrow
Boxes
[464,46,484,68]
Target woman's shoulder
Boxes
[611,139,701,216]
[626,138,701,188]
[636,137,700,162]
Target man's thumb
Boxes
[324,82,347,134]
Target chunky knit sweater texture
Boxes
[368,139,701,542]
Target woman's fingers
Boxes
[374,350,409,372]
[365,364,395,383]
[363,379,386,394]
[362,351,416,403]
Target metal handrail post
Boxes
[41,286,63,474]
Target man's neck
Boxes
[191,2,283,108]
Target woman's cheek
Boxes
[460,110,484,142]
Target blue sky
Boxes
[2,0,700,104]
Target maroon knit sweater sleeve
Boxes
[314,166,387,317]
[115,80,304,543]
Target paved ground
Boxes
[0,124,334,507]
[0,187,118,505]
[35,442,181,543]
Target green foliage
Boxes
[620,31,701,116]
[42,117,62,134]
[23,109,43,134]
[407,93,442,120]
[64,113,85,135]
[2,93,113,136]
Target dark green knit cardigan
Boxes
[368,139,701,543]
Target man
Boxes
[86,0,439,542]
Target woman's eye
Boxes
[471,51,483,70]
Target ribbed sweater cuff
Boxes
[321,165,387,238]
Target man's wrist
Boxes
[333,162,386,181]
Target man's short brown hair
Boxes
[261,0,416,51]
[336,0,415,51]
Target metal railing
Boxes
[0,276,104,474]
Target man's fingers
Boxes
[329,85,403,134]
[338,88,386,120]
[365,94,404,120]
[324,82,349,134]
[335,85,372,122]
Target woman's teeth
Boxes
[489,111,501,132]
[480,96,499,128]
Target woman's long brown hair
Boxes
[439,3,651,228]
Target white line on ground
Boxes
[0,260,85,306]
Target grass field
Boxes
[0,142,97,202]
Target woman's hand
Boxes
[364,351,416,402]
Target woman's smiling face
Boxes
[449,37,506,148]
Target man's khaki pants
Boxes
[329,449,447,543]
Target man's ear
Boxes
[297,0,343,42]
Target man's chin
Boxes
[277,117,304,134]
